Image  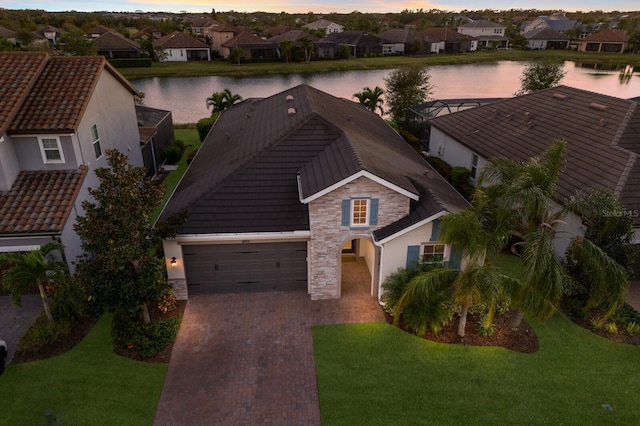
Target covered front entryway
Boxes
[182,242,307,294]
[340,238,377,298]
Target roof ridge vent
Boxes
[288,107,296,116]
[286,94,294,101]
[589,102,609,111]
[552,93,567,100]
[524,111,532,119]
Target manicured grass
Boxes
[153,128,201,221]
[315,252,640,423]
[0,314,167,425]
[313,317,640,425]
[119,50,640,80]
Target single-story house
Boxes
[419,27,476,53]
[578,29,629,53]
[158,85,469,300]
[268,30,319,59]
[377,29,425,55]
[320,31,383,57]
[426,85,640,257]
[221,31,278,60]
[131,26,163,41]
[524,28,570,50]
[153,32,211,62]
[95,31,142,59]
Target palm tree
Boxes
[0,242,68,324]
[353,86,385,115]
[206,88,243,114]
[480,140,629,328]
[229,46,243,65]
[279,38,295,63]
[300,33,314,63]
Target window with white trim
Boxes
[422,243,445,263]
[39,137,65,164]
[351,199,369,226]
[470,153,478,179]
[91,124,102,159]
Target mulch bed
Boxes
[12,300,186,364]
[385,310,539,354]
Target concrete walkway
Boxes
[0,295,42,364]
[154,259,384,426]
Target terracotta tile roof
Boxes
[0,166,88,235]
[153,31,210,49]
[86,25,112,36]
[5,54,138,134]
[582,29,629,42]
[222,31,275,48]
[95,31,141,51]
[0,52,48,135]
[132,26,162,39]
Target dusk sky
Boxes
[7,0,640,14]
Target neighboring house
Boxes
[377,29,424,55]
[578,29,629,53]
[426,85,640,256]
[159,85,469,300]
[136,105,175,177]
[304,19,344,34]
[221,31,277,59]
[208,23,240,54]
[153,32,211,61]
[268,30,318,58]
[521,13,581,35]
[131,26,163,40]
[95,31,142,58]
[458,20,508,49]
[36,25,64,45]
[524,28,570,50]
[0,26,17,45]
[419,27,476,53]
[321,31,383,57]
[86,25,113,38]
[0,52,144,272]
[261,25,291,39]
[187,16,220,38]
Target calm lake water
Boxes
[132,60,640,124]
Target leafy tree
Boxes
[74,150,168,325]
[0,242,68,324]
[16,29,35,46]
[229,46,243,65]
[59,29,98,56]
[515,60,566,96]
[628,31,640,54]
[410,37,424,55]
[480,140,628,328]
[0,38,14,51]
[206,88,243,114]
[353,86,385,114]
[279,38,295,63]
[384,64,433,128]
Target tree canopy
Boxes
[515,60,566,96]
[384,64,432,128]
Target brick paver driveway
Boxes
[154,271,384,425]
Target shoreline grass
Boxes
[120,50,640,80]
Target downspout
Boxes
[372,237,385,304]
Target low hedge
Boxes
[108,58,153,68]
[112,310,181,359]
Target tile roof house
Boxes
[131,26,163,40]
[0,52,144,271]
[521,13,581,35]
[418,27,476,53]
[426,85,640,256]
[153,32,211,61]
[159,85,469,300]
[303,19,344,34]
[578,29,629,53]
[458,20,509,49]
[377,29,425,55]
[0,26,17,45]
[320,31,383,58]
[221,31,277,60]
[524,28,570,50]
[94,31,142,59]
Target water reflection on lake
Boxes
[132,61,640,123]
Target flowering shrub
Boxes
[111,310,181,359]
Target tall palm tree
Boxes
[279,38,295,63]
[300,33,314,63]
[0,242,68,324]
[353,86,385,115]
[480,140,629,328]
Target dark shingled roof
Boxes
[159,85,468,236]
[428,85,640,225]
[0,167,88,235]
[95,31,141,51]
[525,27,570,41]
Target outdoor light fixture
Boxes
[170,257,177,265]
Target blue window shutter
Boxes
[449,246,462,270]
[341,199,350,226]
[369,198,379,225]
[406,245,420,270]
[430,219,440,241]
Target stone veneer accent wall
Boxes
[308,176,410,299]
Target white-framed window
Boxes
[470,153,478,179]
[422,243,445,263]
[39,137,65,164]
[91,124,102,159]
[352,198,369,227]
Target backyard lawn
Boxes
[0,315,166,425]
[313,315,640,425]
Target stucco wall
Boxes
[0,135,20,191]
[308,176,410,299]
[428,127,488,183]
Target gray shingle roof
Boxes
[428,85,640,224]
[159,85,469,235]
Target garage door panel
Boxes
[183,242,307,294]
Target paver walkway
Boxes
[0,295,42,364]
[154,259,384,425]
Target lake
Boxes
[132,61,640,124]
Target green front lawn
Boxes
[313,316,640,425]
[0,314,167,425]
